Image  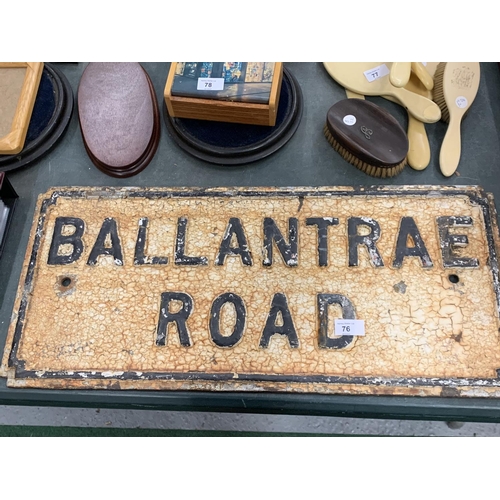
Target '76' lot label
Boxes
[2,186,500,397]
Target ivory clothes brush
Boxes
[411,62,434,91]
[433,62,480,177]
[323,62,441,123]
[390,62,411,88]
[385,62,439,170]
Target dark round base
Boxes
[163,66,303,166]
[0,63,74,173]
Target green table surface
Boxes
[1,62,500,422]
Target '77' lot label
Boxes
[2,186,500,397]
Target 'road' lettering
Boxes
[259,293,299,348]
[317,293,356,349]
[156,292,193,347]
[209,293,246,347]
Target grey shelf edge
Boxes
[1,388,500,423]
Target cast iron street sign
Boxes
[2,186,500,397]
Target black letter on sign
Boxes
[156,292,193,347]
[437,216,479,268]
[393,217,433,269]
[306,217,339,266]
[262,218,298,266]
[317,294,356,349]
[174,217,208,266]
[209,293,246,348]
[348,217,384,267]
[134,217,168,265]
[215,218,252,266]
[87,218,123,266]
[259,293,299,348]
[47,217,85,265]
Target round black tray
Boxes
[163,66,303,166]
[0,63,74,173]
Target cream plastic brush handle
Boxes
[407,115,430,170]
[388,88,441,123]
[345,89,365,99]
[439,116,462,177]
[390,62,411,87]
[411,62,434,91]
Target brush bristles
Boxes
[433,62,450,123]
[323,125,406,178]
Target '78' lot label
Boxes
[2,186,500,397]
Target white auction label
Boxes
[456,96,468,109]
[343,115,356,126]
[197,78,224,91]
[334,319,365,336]
[363,64,390,83]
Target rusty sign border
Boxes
[4,185,500,393]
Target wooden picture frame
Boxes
[0,62,44,155]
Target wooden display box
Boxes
[164,62,283,126]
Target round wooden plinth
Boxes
[163,67,303,166]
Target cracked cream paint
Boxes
[2,186,500,396]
